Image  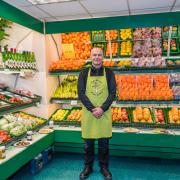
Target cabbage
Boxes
[1,124,11,132]
[10,126,27,137]
[0,119,9,128]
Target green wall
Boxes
[1,1,180,35]
[0,1,43,33]
[45,12,180,34]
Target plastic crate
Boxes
[112,107,132,126]
[162,26,178,38]
[30,153,44,174]
[104,42,119,58]
[119,29,133,41]
[49,108,71,122]
[105,30,119,41]
[162,38,179,55]
[42,146,54,165]
[119,40,133,57]
[165,107,180,128]
[91,30,105,42]
[152,107,168,126]
[130,107,156,125]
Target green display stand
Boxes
[0,132,54,180]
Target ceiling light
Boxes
[28,0,76,5]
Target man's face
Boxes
[91,48,103,67]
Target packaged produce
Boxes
[120,41,132,56]
[105,42,118,57]
[91,30,105,42]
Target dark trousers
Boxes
[84,138,109,168]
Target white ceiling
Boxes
[2,0,180,22]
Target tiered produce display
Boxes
[49,25,180,129]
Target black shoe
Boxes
[100,166,112,180]
[79,166,93,179]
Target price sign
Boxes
[71,100,78,106]
[62,44,75,59]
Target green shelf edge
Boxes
[50,98,179,105]
[49,67,180,75]
[0,101,41,117]
[0,1,43,33]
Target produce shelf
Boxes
[116,100,179,105]
[50,98,179,105]
[49,66,180,75]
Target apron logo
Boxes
[90,79,103,96]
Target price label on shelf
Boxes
[112,101,117,106]
[71,100,78,106]
[62,43,75,59]
[36,102,40,107]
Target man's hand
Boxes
[92,107,104,119]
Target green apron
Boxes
[81,68,112,139]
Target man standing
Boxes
[78,47,116,180]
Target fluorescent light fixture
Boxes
[28,0,76,5]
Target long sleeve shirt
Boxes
[78,65,116,112]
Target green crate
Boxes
[119,29,133,41]
[164,107,180,128]
[105,30,119,41]
[162,38,179,55]
[130,107,156,125]
[91,30,105,42]
[162,26,178,38]
[166,58,180,66]
[104,42,119,58]
[119,40,133,57]
[49,108,71,122]
[111,107,132,126]
[152,108,168,125]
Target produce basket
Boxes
[130,107,156,127]
[104,42,119,58]
[91,30,105,42]
[112,107,132,127]
[164,107,180,129]
[162,26,178,38]
[119,40,133,57]
[119,29,133,41]
[105,30,119,41]
[49,108,71,122]
[162,38,179,55]
[152,107,168,128]
[166,59,180,67]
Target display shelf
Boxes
[116,100,180,105]
[0,101,41,117]
[49,66,180,75]
[50,98,179,105]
